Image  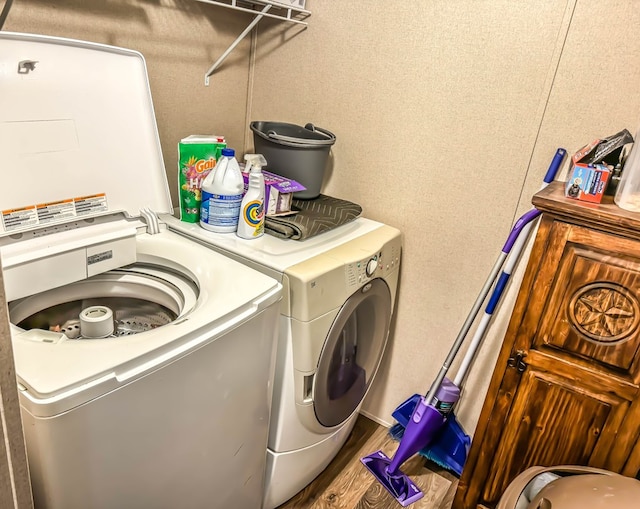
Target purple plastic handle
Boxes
[502,208,542,253]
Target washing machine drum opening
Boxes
[313,278,392,428]
[9,264,198,339]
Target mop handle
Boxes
[452,209,541,386]
[451,148,567,387]
[502,148,566,252]
[423,148,566,403]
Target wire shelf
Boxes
[195,0,311,84]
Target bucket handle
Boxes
[266,123,335,145]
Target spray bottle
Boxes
[237,154,267,239]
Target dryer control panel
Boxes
[284,224,402,322]
[345,237,401,291]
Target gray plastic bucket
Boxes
[251,121,336,199]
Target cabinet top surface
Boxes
[533,181,640,236]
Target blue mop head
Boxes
[390,394,471,477]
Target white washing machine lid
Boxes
[0,32,172,238]
[163,215,383,273]
[10,229,282,416]
[0,33,283,416]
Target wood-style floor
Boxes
[277,415,458,509]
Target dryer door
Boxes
[313,278,392,428]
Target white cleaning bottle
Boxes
[200,148,244,233]
[237,154,267,239]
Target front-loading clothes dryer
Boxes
[164,215,402,508]
[0,32,282,509]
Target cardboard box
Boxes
[178,135,226,222]
[565,163,610,203]
[242,170,306,215]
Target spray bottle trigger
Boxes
[244,154,267,172]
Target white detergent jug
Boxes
[237,154,267,239]
[200,148,244,232]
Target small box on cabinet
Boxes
[565,163,610,203]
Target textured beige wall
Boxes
[249,0,640,432]
[2,0,640,444]
[457,0,640,431]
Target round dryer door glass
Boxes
[9,264,198,339]
[313,278,392,428]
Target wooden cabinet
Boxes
[453,181,640,509]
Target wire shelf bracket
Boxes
[195,0,311,85]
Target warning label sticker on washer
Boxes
[37,199,75,225]
[74,194,108,216]
[2,193,109,232]
[1,205,38,231]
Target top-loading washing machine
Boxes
[164,214,402,508]
[0,32,282,509]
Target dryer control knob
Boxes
[366,258,378,277]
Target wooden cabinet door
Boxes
[479,364,631,503]
[455,217,640,509]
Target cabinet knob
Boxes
[507,351,528,373]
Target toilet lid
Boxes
[0,32,172,238]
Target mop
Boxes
[361,148,567,506]
[387,207,542,477]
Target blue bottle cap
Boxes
[221,148,235,157]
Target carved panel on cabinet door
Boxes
[535,226,640,375]
[569,282,639,342]
[479,368,629,506]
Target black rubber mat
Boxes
[265,194,362,240]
